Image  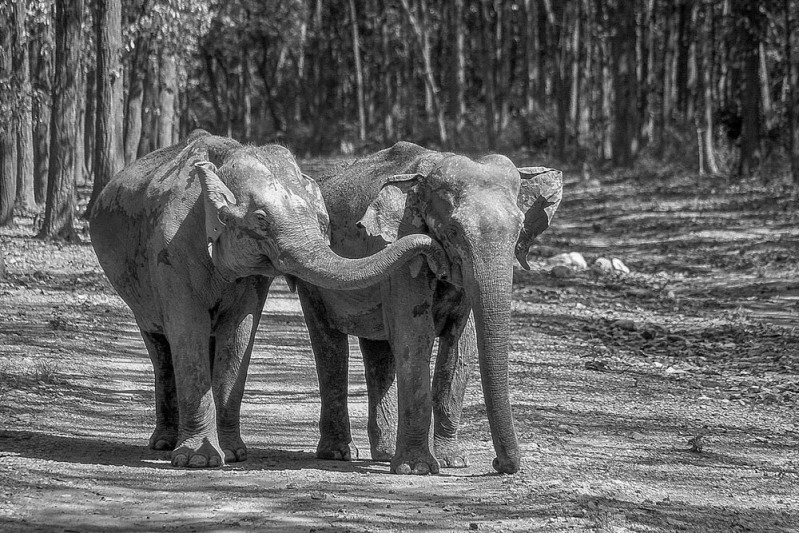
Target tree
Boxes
[31,1,54,206]
[157,50,177,149]
[610,0,639,166]
[14,0,36,211]
[786,0,798,182]
[348,0,366,142]
[734,0,763,176]
[88,0,123,215]
[400,0,447,147]
[39,0,84,241]
[0,1,17,227]
[698,0,719,174]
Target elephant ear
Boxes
[358,173,426,243]
[515,167,563,270]
[195,161,237,258]
[299,173,331,241]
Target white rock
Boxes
[592,257,613,273]
[611,257,630,273]
[548,252,587,269]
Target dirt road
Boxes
[1,169,797,532]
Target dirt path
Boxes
[0,169,797,532]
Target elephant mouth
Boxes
[233,254,281,278]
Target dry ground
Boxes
[0,166,797,532]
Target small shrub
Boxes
[31,360,62,385]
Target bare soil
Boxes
[0,167,797,532]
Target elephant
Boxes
[89,131,449,468]
[296,141,562,475]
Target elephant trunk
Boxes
[465,254,520,474]
[277,232,449,291]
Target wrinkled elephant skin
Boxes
[89,132,451,468]
[297,141,562,475]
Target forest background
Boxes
[0,0,797,240]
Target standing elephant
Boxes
[89,131,449,468]
[296,141,562,475]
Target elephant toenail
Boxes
[172,454,188,467]
[189,455,208,468]
[413,463,430,475]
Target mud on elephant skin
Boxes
[297,141,562,475]
[89,131,450,468]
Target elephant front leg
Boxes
[432,313,475,468]
[359,338,397,462]
[385,275,439,475]
[165,308,223,468]
[212,279,270,463]
[141,330,179,451]
[297,285,357,461]
[212,313,256,463]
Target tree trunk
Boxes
[31,15,53,206]
[124,35,148,165]
[241,52,252,141]
[555,5,568,159]
[481,0,497,150]
[14,0,36,212]
[699,1,718,174]
[451,0,466,140]
[638,0,655,149]
[579,0,592,145]
[74,60,86,187]
[88,0,123,216]
[657,1,675,157]
[294,11,308,124]
[496,0,512,132]
[39,0,84,241]
[675,0,690,118]
[137,50,159,157]
[83,67,95,188]
[787,0,798,182]
[610,0,638,167]
[600,33,613,160]
[348,0,366,142]
[157,51,177,149]
[758,42,772,127]
[735,0,762,176]
[569,1,582,145]
[1,3,16,227]
[523,0,539,115]
[400,0,448,147]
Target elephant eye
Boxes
[253,210,270,227]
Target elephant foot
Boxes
[434,440,469,468]
[369,433,395,462]
[316,438,359,461]
[171,436,224,468]
[370,445,394,462]
[149,426,178,451]
[492,455,520,475]
[390,449,440,475]
[219,434,247,463]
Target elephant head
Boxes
[358,153,562,473]
[190,141,450,290]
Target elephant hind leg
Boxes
[141,330,179,451]
[359,337,397,462]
